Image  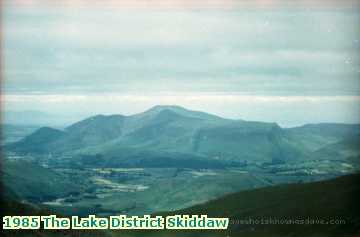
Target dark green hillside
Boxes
[312,135,360,164]
[84,109,224,155]
[289,123,360,138]
[2,160,82,202]
[65,114,125,144]
[119,109,201,148]
[123,173,360,237]
[51,114,126,152]
[193,122,304,162]
[7,127,65,153]
[285,123,360,152]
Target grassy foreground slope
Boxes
[2,174,359,237]
[122,173,360,237]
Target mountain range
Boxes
[6,105,360,168]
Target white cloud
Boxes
[2,5,360,126]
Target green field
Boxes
[4,158,358,217]
[3,173,359,237]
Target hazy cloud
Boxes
[2,3,360,126]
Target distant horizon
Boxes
[3,104,360,128]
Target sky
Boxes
[1,0,360,127]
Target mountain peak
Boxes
[147,105,187,112]
[143,105,224,121]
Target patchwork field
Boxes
[4,156,358,216]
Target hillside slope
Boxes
[285,123,360,152]
[2,159,83,202]
[123,173,360,237]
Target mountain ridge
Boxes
[5,105,360,168]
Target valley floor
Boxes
[3,173,360,237]
[4,156,358,216]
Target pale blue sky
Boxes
[2,1,360,126]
